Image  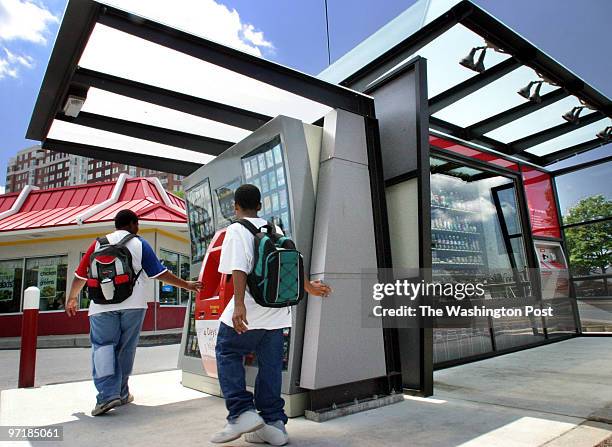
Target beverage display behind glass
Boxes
[429,156,539,363]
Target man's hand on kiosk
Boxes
[232,303,249,334]
[307,280,332,297]
[186,281,203,292]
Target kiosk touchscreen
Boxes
[178,115,323,413]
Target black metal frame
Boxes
[362,57,434,397]
[27,0,375,176]
[334,0,611,167]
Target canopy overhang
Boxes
[319,0,612,167]
[27,0,376,175]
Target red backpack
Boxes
[86,234,142,304]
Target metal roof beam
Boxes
[43,139,201,176]
[465,88,568,136]
[55,111,233,155]
[429,116,541,164]
[339,1,474,90]
[98,5,375,118]
[508,112,605,154]
[459,4,612,118]
[72,68,271,131]
[429,58,521,114]
[540,138,607,166]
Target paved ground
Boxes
[0,344,179,391]
[1,337,611,446]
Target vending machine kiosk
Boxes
[534,240,570,299]
[178,113,387,416]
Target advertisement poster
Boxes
[38,265,58,299]
[215,177,242,227]
[0,267,15,302]
[185,179,215,263]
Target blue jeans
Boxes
[89,309,146,404]
[215,322,287,424]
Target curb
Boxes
[0,332,182,350]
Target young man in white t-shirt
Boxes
[211,184,331,445]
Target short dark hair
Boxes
[115,209,138,229]
[234,184,261,211]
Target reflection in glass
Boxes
[185,179,215,264]
[241,136,292,236]
[564,220,611,278]
[578,298,612,333]
[0,259,23,314]
[214,177,242,229]
[430,156,544,361]
[556,162,612,220]
[24,256,68,311]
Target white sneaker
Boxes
[244,421,289,446]
[210,410,265,443]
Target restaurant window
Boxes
[24,256,68,311]
[159,249,190,306]
[79,252,90,310]
[0,259,24,314]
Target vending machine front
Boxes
[178,115,323,415]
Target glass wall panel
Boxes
[434,327,493,364]
[578,298,612,333]
[0,259,23,314]
[564,221,611,278]
[556,162,612,221]
[159,249,191,306]
[24,256,68,311]
[430,155,546,362]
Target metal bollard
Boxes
[18,287,40,388]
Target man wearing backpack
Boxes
[210,184,331,445]
[65,209,201,416]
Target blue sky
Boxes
[0,0,610,190]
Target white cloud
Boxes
[0,0,58,44]
[0,46,34,79]
[0,0,58,80]
[104,0,274,56]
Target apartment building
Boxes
[5,145,184,193]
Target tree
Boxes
[563,194,612,276]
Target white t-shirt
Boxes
[75,230,168,316]
[218,217,292,330]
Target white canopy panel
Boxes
[79,24,333,126]
[48,120,216,164]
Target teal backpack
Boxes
[235,219,304,308]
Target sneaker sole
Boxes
[91,398,122,416]
[210,422,265,444]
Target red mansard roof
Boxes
[0,176,186,233]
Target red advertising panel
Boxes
[429,135,519,171]
[521,166,561,238]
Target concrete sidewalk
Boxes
[1,338,610,446]
[0,328,181,350]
